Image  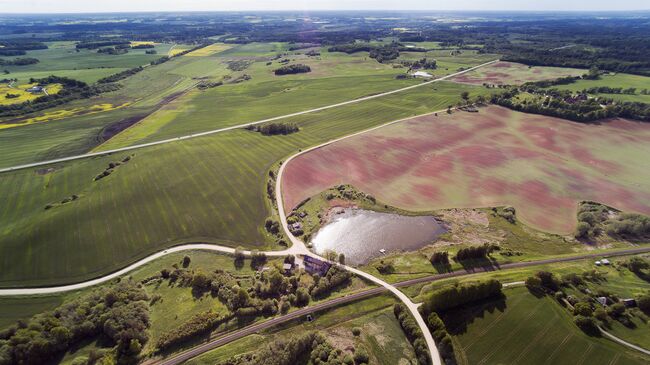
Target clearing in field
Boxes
[282,106,650,234]
[185,43,232,57]
[447,286,648,365]
[450,61,585,85]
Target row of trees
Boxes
[393,304,430,365]
[0,57,39,66]
[421,279,503,314]
[426,312,456,365]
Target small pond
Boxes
[310,208,446,265]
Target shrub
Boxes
[594,307,608,321]
[250,251,267,269]
[294,287,310,307]
[608,302,626,317]
[156,311,229,350]
[182,255,191,268]
[574,315,600,336]
[535,271,560,292]
[637,294,650,314]
[353,347,369,364]
[573,302,593,317]
[352,327,361,336]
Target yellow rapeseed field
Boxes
[185,43,232,57]
[0,102,129,130]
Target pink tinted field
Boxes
[450,61,585,85]
[282,106,650,234]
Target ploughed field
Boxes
[282,106,650,234]
[450,61,585,85]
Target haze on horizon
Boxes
[1,0,649,14]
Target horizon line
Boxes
[2,9,650,15]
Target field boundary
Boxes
[0,59,498,173]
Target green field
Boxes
[185,294,417,365]
[449,286,649,365]
[0,80,486,287]
[0,40,498,168]
[0,41,175,75]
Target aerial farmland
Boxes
[0,8,650,365]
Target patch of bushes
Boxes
[0,280,149,365]
[217,332,345,365]
[156,310,230,350]
[247,122,299,136]
[94,155,133,182]
[274,64,311,75]
[375,260,395,274]
[310,266,352,299]
[574,201,650,240]
[197,81,223,90]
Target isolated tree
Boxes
[338,253,346,265]
[182,255,191,268]
[461,91,470,100]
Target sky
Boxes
[0,0,648,13]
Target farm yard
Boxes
[450,61,585,85]
[281,105,650,234]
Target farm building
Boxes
[26,86,44,93]
[623,299,637,308]
[303,255,331,276]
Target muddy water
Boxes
[310,209,446,265]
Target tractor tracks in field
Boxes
[0,60,499,173]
